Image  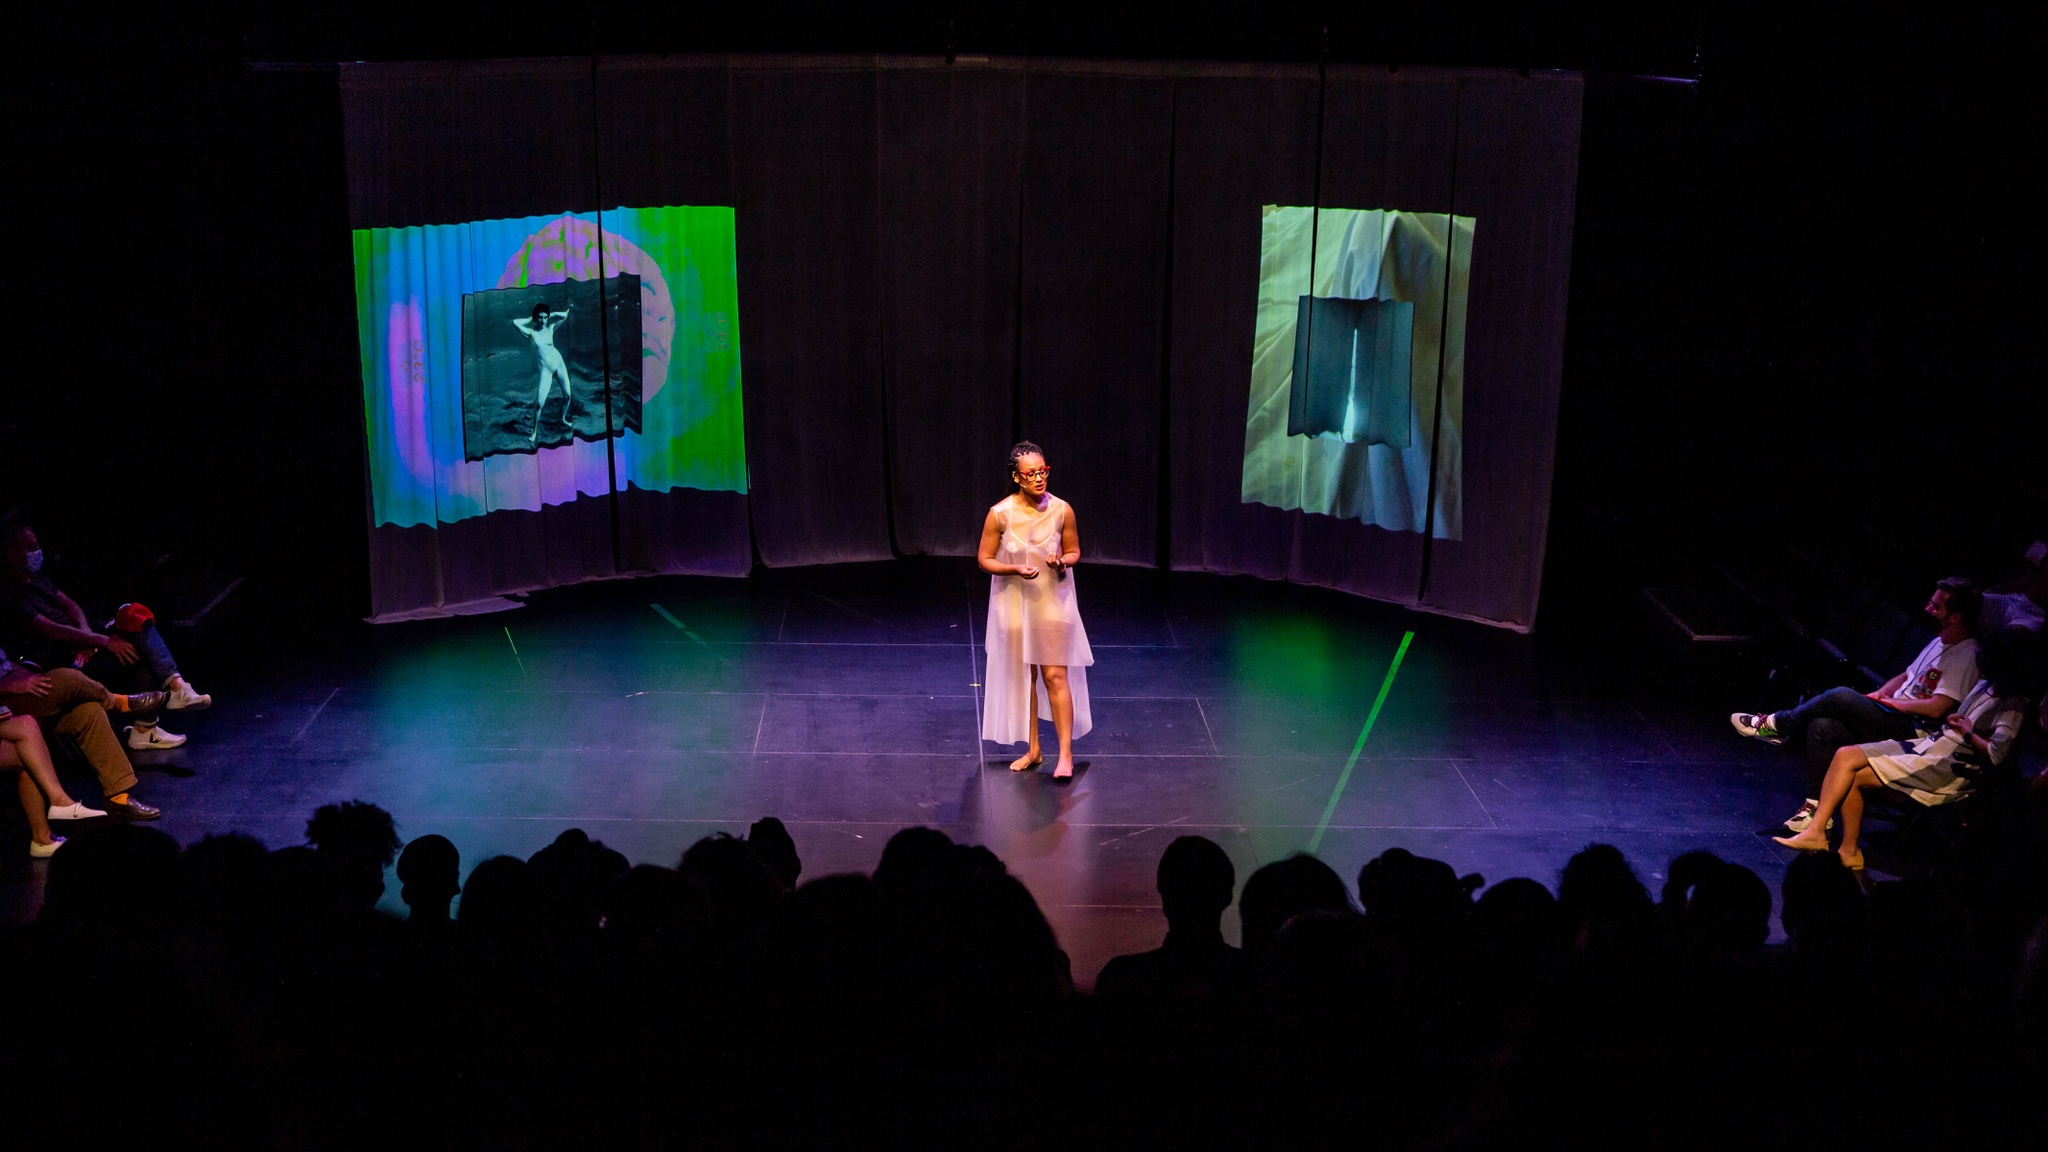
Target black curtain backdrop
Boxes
[340,57,1579,629]
[1018,65,1176,568]
[731,60,893,568]
[1169,66,1321,584]
[1421,74,1581,625]
[876,62,1026,556]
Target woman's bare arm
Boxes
[978,508,1034,577]
[1047,505,1081,573]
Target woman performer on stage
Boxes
[979,441,1093,778]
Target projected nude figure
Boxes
[512,301,572,444]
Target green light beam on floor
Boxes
[503,626,527,679]
[650,603,708,645]
[1306,629,1414,855]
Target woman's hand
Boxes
[1013,563,1040,579]
[1044,553,1066,576]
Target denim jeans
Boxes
[84,620,181,694]
[1772,686,1925,797]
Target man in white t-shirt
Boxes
[1730,577,1981,834]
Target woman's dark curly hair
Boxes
[1006,441,1045,491]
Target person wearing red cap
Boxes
[1,525,210,750]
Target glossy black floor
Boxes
[2,560,1806,983]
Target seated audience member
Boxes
[3,701,108,855]
[305,799,403,912]
[1732,577,1981,833]
[746,815,802,890]
[1,525,208,750]
[0,644,162,818]
[1236,852,1353,962]
[1981,541,2047,634]
[397,834,461,924]
[1775,626,2041,869]
[1096,834,1246,1006]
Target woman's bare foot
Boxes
[1838,846,1866,871]
[1772,830,1830,852]
[1009,749,1043,772]
[1052,756,1074,779]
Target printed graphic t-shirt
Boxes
[1896,635,1979,705]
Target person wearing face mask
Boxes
[1,525,210,751]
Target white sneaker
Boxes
[30,837,65,858]
[1782,800,1834,834]
[1731,712,1787,745]
[126,724,187,750]
[47,802,108,821]
[165,676,212,711]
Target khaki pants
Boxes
[0,668,138,799]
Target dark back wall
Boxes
[4,6,2036,632]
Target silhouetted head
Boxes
[529,828,629,936]
[873,825,956,905]
[1559,843,1655,956]
[1473,876,1570,972]
[1156,835,1236,932]
[1237,853,1352,960]
[396,834,461,919]
[304,800,401,910]
[1356,847,1481,936]
[1659,850,1727,911]
[680,832,785,934]
[176,832,271,932]
[1781,851,1867,954]
[1687,860,1771,956]
[458,855,541,938]
[747,816,802,890]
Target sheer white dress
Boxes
[982,494,1093,745]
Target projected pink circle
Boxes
[495,215,674,401]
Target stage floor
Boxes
[4,560,1803,982]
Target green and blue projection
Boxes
[352,206,745,528]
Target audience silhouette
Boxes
[2,801,2044,1150]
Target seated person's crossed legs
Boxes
[2,706,109,856]
[0,665,164,820]
[1732,578,1981,832]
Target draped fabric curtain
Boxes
[340,57,1578,630]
